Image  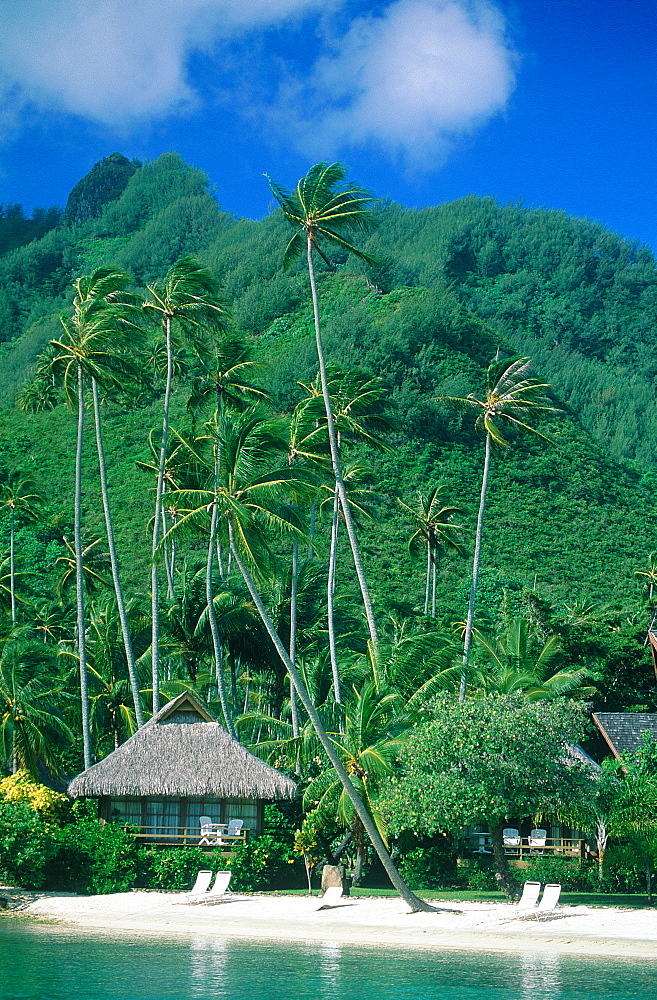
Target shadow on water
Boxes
[1,919,656,1000]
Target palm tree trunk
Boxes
[460,431,492,702]
[431,550,437,618]
[91,378,144,728]
[306,238,379,653]
[289,537,300,739]
[327,484,342,705]
[229,523,438,913]
[424,542,431,616]
[161,489,175,599]
[75,364,92,769]
[9,507,16,626]
[151,316,173,713]
[206,500,235,737]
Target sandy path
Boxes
[9,891,657,958]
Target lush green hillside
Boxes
[0,151,656,625]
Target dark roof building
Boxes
[592,712,657,760]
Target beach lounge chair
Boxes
[503,827,521,854]
[528,828,547,854]
[529,883,563,920]
[218,818,244,846]
[192,871,232,904]
[199,816,220,846]
[497,880,541,921]
[315,885,344,910]
[184,870,213,901]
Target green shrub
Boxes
[44,818,139,894]
[397,838,461,889]
[225,835,304,891]
[460,856,497,891]
[136,846,209,891]
[524,854,590,891]
[0,800,58,888]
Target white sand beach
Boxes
[6,890,657,958]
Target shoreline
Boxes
[5,891,657,959]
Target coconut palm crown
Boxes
[267,162,378,271]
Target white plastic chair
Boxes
[315,885,343,909]
[218,818,244,845]
[186,870,213,901]
[199,815,219,846]
[192,870,232,905]
[503,827,521,854]
[528,828,547,853]
[531,883,562,920]
[497,880,541,921]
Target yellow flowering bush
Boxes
[0,771,69,825]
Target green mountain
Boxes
[0,152,656,640]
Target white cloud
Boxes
[270,0,517,163]
[0,0,330,126]
[0,0,517,169]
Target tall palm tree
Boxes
[0,474,43,625]
[397,486,466,617]
[268,164,381,653]
[438,356,560,701]
[50,268,146,745]
[143,257,229,713]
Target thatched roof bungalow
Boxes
[68,692,296,845]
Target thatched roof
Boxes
[592,712,657,760]
[67,692,296,800]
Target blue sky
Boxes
[0,1,654,249]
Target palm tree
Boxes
[0,474,43,625]
[0,627,71,777]
[50,268,146,744]
[438,356,560,701]
[397,486,466,617]
[143,256,229,713]
[268,164,381,653]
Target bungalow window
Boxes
[145,796,182,835]
[108,797,142,827]
[223,799,258,831]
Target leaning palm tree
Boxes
[438,356,560,701]
[268,164,381,653]
[143,257,229,713]
[397,485,466,617]
[0,474,43,625]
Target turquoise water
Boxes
[1,919,656,1000]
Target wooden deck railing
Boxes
[122,825,249,848]
[465,834,586,858]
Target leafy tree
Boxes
[383,694,593,896]
[438,356,560,699]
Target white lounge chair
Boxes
[315,885,343,910]
[192,870,232,904]
[186,869,213,900]
[503,827,521,854]
[530,883,563,920]
[528,828,547,853]
[497,880,541,921]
